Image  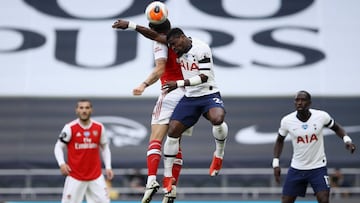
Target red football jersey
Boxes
[159,45,184,85]
[65,120,104,180]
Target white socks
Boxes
[163,136,179,177]
[212,122,228,158]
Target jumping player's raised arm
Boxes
[112,19,166,44]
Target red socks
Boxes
[147,140,162,176]
[172,147,183,184]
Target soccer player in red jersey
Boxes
[54,99,114,203]
[112,19,189,203]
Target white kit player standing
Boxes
[273,90,356,203]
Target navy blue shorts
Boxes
[283,166,330,197]
[170,92,225,127]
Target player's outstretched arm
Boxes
[133,58,166,95]
[112,19,166,43]
[331,122,356,154]
[112,19,129,30]
[133,84,146,96]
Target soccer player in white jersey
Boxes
[112,19,192,203]
[273,90,356,203]
[161,28,228,193]
[54,99,114,203]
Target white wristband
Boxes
[176,80,185,87]
[272,158,279,168]
[188,75,202,86]
[343,135,352,143]
[128,21,137,30]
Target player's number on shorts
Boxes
[213,98,223,104]
[324,175,330,187]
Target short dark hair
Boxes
[297,90,311,101]
[166,27,184,41]
[77,99,92,107]
[149,19,171,34]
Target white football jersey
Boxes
[278,109,334,170]
[177,37,219,97]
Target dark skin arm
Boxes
[112,19,166,43]
[331,122,356,153]
[273,134,285,184]
[162,74,208,93]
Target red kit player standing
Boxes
[54,99,114,203]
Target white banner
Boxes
[0,0,359,97]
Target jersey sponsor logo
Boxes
[74,137,96,149]
[93,116,147,147]
[180,60,199,71]
[297,134,318,144]
[75,142,98,149]
[83,137,91,143]
[235,125,360,144]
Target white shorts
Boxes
[151,88,193,136]
[151,88,185,125]
[61,175,110,203]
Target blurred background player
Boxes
[54,99,114,203]
[273,90,356,203]
[161,28,228,194]
[112,19,192,203]
[330,168,351,198]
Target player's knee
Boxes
[168,121,185,138]
[316,190,329,203]
[208,113,225,126]
[281,195,296,203]
[167,131,181,138]
[212,119,224,126]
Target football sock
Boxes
[147,139,162,176]
[212,122,228,158]
[163,136,179,177]
[172,147,183,184]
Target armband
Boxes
[343,135,352,143]
[176,80,185,87]
[272,158,279,168]
[128,21,137,30]
[188,75,202,86]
